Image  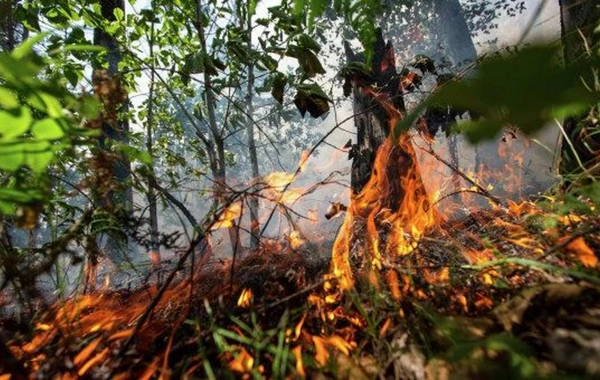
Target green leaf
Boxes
[286,45,325,76]
[0,87,20,109]
[119,145,153,165]
[31,118,65,140]
[249,0,258,16]
[296,34,321,53]
[12,32,48,59]
[79,95,101,119]
[28,92,63,118]
[0,187,42,204]
[24,140,53,173]
[293,0,306,17]
[113,8,124,21]
[454,119,504,143]
[258,54,278,71]
[0,107,32,139]
[0,143,24,171]
[61,44,106,52]
[294,83,330,117]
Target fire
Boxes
[265,172,294,192]
[237,288,253,308]
[288,230,306,249]
[211,202,242,230]
[331,103,439,289]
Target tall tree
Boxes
[432,0,477,67]
[0,0,26,51]
[145,4,160,264]
[93,0,133,264]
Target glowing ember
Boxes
[237,288,253,308]
[288,230,305,249]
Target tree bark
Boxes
[559,0,600,182]
[0,0,26,52]
[93,0,133,264]
[346,28,405,194]
[244,4,260,250]
[334,29,432,288]
[146,8,160,263]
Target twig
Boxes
[112,193,241,368]
[538,224,598,260]
[415,141,505,208]
[259,278,327,313]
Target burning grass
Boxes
[2,87,600,377]
[3,134,599,378]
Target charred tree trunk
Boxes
[559,0,600,183]
[334,29,433,288]
[345,28,406,194]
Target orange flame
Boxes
[211,202,242,230]
[237,288,253,308]
[331,108,439,288]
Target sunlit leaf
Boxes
[0,106,32,139]
[24,140,53,173]
[31,118,65,140]
[12,32,48,59]
[0,87,19,109]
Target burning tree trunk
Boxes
[334,29,436,288]
[344,29,406,194]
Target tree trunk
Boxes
[244,5,260,250]
[432,0,477,68]
[146,9,160,264]
[346,28,406,194]
[559,0,600,183]
[335,29,432,288]
[93,0,133,264]
[0,0,25,52]
[193,0,240,253]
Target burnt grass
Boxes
[2,208,600,378]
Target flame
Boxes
[237,288,253,308]
[265,172,294,192]
[331,106,439,289]
[291,346,306,377]
[228,347,254,374]
[211,202,242,230]
[288,230,305,249]
[148,251,161,265]
[564,236,598,267]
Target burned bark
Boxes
[344,28,406,194]
[334,29,434,288]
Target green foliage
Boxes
[0,35,99,215]
[395,45,600,143]
[293,0,386,62]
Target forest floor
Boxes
[2,200,600,378]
